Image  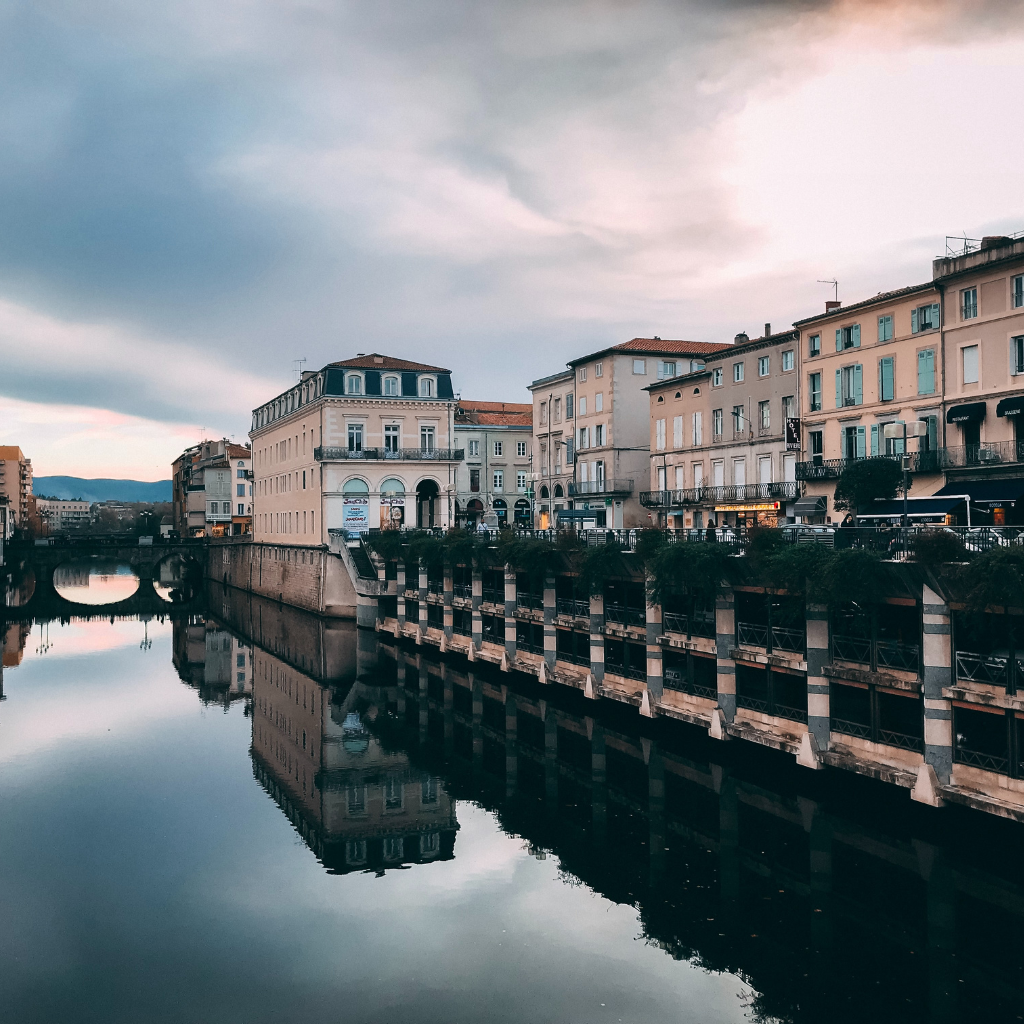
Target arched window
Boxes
[419,377,434,398]
[380,477,404,496]
[540,485,549,499]
[343,478,369,494]
[657,395,664,403]
[554,484,564,497]
[383,376,400,396]
[347,374,363,395]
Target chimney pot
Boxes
[734,332,749,344]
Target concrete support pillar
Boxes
[504,566,517,662]
[590,721,606,844]
[544,703,558,814]
[806,601,831,753]
[589,592,605,689]
[647,740,665,887]
[443,565,453,640]
[418,560,428,637]
[396,560,407,627]
[543,574,556,671]
[715,586,737,725]
[922,584,953,785]
[471,566,483,650]
[646,577,664,709]
[504,689,518,797]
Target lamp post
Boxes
[884,420,929,528]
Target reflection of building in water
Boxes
[251,644,457,875]
[2,621,29,667]
[52,565,92,589]
[172,616,252,707]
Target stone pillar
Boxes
[590,720,606,844]
[715,586,736,726]
[418,560,428,638]
[645,577,664,713]
[504,566,517,662]
[471,566,483,651]
[806,601,831,753]
[396,560,407,627]
[589,591,605,691]
[543,574,556,671]
[922,583,953,785]
[647,739,665,886]
[443,565,453,641]
[505,689,518,798]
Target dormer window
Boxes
[419,376,435,398]
[347,374,363,395]
[384,375,400,396]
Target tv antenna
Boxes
[817,279,838,302]
[293,358,307,381]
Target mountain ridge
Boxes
[33,476,172,503]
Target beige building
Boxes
[567,339,728,529]
[528,369,575,529]
[250,354,460,542]
[173,439,252,537]
[0,446,32,532]
[34,498,91,533]
[642,329,799,529]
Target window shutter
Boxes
[835,368,842,408]
[931,303,940,329]
[856,427,866,459]
[854,364,863,405]
[870,424,879,457]
[927,416,938,451]
[852,324,861,348]
[911,308,919,334]
[836,329,843,352]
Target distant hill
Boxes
[33,477,172,503]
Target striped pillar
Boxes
[715,586,736,725]
[471,566,483,650]
[646,576,664,707]
[504,566,517,662]
[922,583,953,784]
[543,574,556,670]
[806,601,830,752]
[589,592,605,689]
[418,560,428,637]
[396,560,407,628]
[443,565,453,640]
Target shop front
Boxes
[714,500,783,529]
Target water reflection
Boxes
[172,615,252,707]
[53,560,139,605]
[3,563,35,607]
[154,553,202,604]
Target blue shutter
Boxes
[911,308,919,334]
[854,364,863,405]
[879,357,894,401]
[931,303,940,329]
[852,324,861,348]
[918,349,935,395]
[856,427,866,459]
[835,368,842,408]
[927,415,938,451]
[836,329,843,352]
[870,424,879,456]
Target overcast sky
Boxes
[1,0,1023,480]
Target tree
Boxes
[833,457,902,512]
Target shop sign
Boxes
[342,497,369,532]
[714,501,781,512]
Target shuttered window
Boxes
[917,349,935,395]
[878,356,895,402]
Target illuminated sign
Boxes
[714,502,781,512]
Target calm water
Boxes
[2,588,1023,1024]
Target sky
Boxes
[1,0,1023,480]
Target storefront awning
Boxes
[793,495,827,515]
[946,402,987,424]
[996,396,1024,418]
[859,497,963,519]
[934,480,1024,504]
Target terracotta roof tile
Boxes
[569,338,731,365]
[456,400,532,427]
[328,353,451,373]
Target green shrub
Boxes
[960,547,1024,612]
[834,457,902,511]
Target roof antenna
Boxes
[817,279,838,302]
[293,357,307,381]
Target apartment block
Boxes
[0,446,32,532]
[33,498,91,533]
[173,439,253,537]
[528,369,575,529]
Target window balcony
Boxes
[797,442,1024,482]
[605,603,646,628]
[833,634,921,674]
[568,479,633,497]
[314,446,464,462]
[737,621,806,654]
[556,597,590,619]
[955,650,1024,690]
[640,481,797,509]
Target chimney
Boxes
[374,355,384,364]
[764,323,771,337]
[734,332,749,344]
[826,300,841,313]
[981,235,1012,250]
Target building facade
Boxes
[642,329,800,529]
[33,498,92,533]
[172,440,253,537]
[568,339,728,529]
[453,401,533,528]
[250,354,461,543]
[0,446,32,533]
[528,369,575,529]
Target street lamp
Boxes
[883,420,929,527]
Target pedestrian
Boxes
[705,517,717,543]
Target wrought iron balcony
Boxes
[640,481,798,508]
[556,597,590,619]
[797,442,1024,482]
[568,479,633,496]
[314,446,464,462]
[605,603,646,628]
[833,634,921,674]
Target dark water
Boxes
[2,592,1023,1024]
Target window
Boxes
[808,372,822,412]
[236,483,245,496]
[732,458,745,486]
[493,441,503,456]
[711,367,723,387]
[781,350,794,371]
[733,362,744,382]
[844,425,866,460]
[346,374,362,395]
[691,411,703,446]
[633,359,647,375]
[223,502,231,514]
[419,377,434,398]
[578,396,586,416]
[348,423,363,452]
[732,405,745,433]
[553,397,561,423]
[877,315,893,342]
[961,287,978,320]
[384,424,400,453]
[656,418,666,450]
[758,400,770,431]
[493,470,503,492]
[808,334,820,357]
[672,416,683,447]
[302,471,305,489]
[916,349,936,395]
[1014,275,1024,309]
[758,355,770,377]
[565,393,574,418]
[595,392,603,412]
[1013,336,1024,375]
[517,441,527,457]
[594,362,602,378]
[578,427,588,449]
[809,430,823,465]
[540,401,547,426]
[712,408,723,437]
[468,439,480,457]
[657,360,676,379]
[837,365,863,406]
[962,344,979,384]
[578,366,588,382]
[595,424,604,445]
[237,503,244,516]
[836,324,861,350]
[878,356,895,402]
[782,395,796,420]
[912,303,940,333]
[420,426,435,451]
[383,376,399,396]
[517,471,527,492]
[470,469,480,492]
[236,467,245,478]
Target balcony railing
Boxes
[662,611,716,638]
[427,580,444,596]
[956,650,1024,690]
[314,446,464,462]
[833,634,921,674]
[640,481,798,509]
[737,621,806,654]
[452,583,472,600]
[556,597,590,619]
[481,587,504,604]
[607,662,646,681]
[516,592,543,610]
[606,603,646,628]
[797,442,1024,481]
[568,479,633,496]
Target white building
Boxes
[34,498,92,533]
